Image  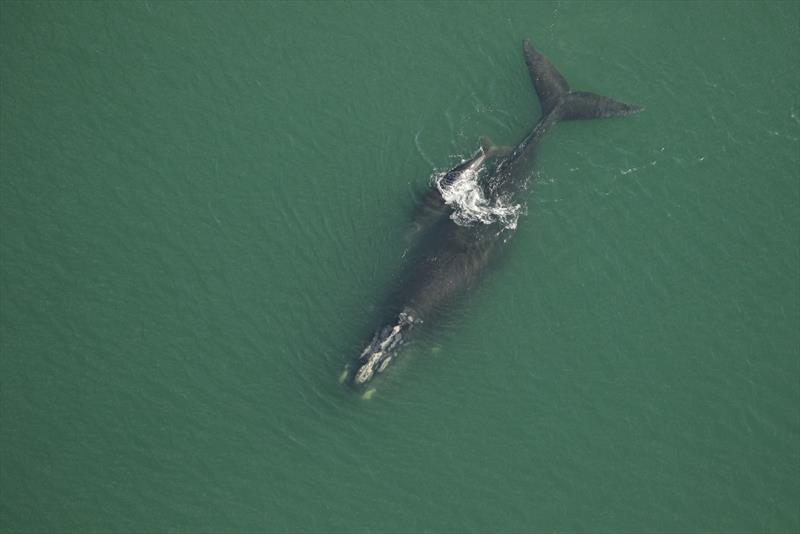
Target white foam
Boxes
[435,167,521,230]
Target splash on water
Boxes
[435,164,521,230]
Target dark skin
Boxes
[350,39,643,387]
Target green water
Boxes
[1,2,798,532]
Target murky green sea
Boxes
[1,2,798,532]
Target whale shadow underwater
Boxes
[343,39,643,392]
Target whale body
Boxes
[348,40,643,387]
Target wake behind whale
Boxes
[345,39,643,391]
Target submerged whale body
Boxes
[347,40,643,387]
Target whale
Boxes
[347,40,643,387]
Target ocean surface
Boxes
[1,2,798,532]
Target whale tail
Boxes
[523,39,643,121]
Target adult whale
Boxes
[347,40,643,387]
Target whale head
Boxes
[351,309,419,386]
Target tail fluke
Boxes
[522,39,644,121]
[523,39,569,117]
[557,91,644,120]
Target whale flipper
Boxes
[480,136,513,159]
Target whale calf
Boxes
[347,40,643,387]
